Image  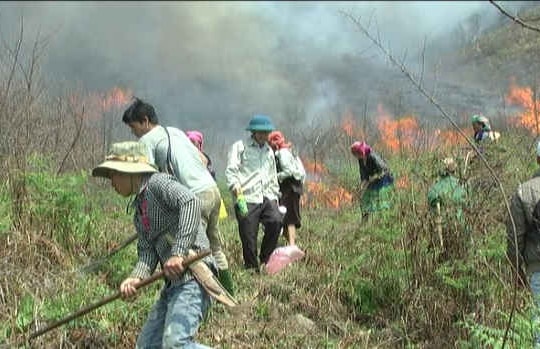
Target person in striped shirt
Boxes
[92,141,213,349]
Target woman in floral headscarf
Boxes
[350,141,394,214]
[186,130,216,180]
[268,130,306,246]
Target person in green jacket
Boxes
[427,157,467,254]
[428,158,466,209]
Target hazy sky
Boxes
[0,1,525,136]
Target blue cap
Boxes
[246,114,275,132]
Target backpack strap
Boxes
[533,199,540,231]
[162,126,176,177]
[274,149,283,173]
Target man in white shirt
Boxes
[122,98,234,294]
[225,114,282,271]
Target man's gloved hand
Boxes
[231,184,241,197]
[236,192,248,217]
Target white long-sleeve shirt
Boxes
[275,148,305,183]
[139,126,216,194]
[225,137,280,203]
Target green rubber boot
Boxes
[218,269,235,296]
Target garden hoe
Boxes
[79,232,138,273]
[436,202,444,249]
[20,249,211,345]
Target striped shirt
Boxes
[130,173,212,286]
[225,137,280,203]
[139,126,217,194]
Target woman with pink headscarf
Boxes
[268,130,306,246]
[186,130,216,180]
[186,130,234,292]
[350,141,394,214]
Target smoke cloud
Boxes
[0,1,532,142]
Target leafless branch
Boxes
[489,0,540,34]
[431,58,441,99]
[342,10,518,348]
[19,28,50,92]
[57,103,85,175]
[0,16,23,113]
[418,36,427,89]
[522,15,540,23]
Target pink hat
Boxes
[350,141,371,157]
[186,130,204,151]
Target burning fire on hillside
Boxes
[341,109,366,140]
[376,104,420,152]
[301,159,353,210]
[71,86,133,121]
[505,78,540,134]
[101,86,133,111]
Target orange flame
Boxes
[434,128,466,147]
[505,78,540,133]
[342,112,355,137]
[301,159,353,209]
[303,160,328,177]
[301,180,353,210]
[101,87,133,111]
[69,86,134,122]
[396,175,409,189]
[375,104,420,153]
[341,109,366,140]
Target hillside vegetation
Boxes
[443,4,540,90]
[4,5,540,349]
[1,125,539,348]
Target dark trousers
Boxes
[235,197,282,269]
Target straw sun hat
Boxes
[442,157,457,173]
[92,141,158,179]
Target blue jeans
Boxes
[136,279,212,349]
[531,272,540,348]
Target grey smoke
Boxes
[0,1,533,150]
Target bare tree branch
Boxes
[57,103,85,175]
[489,0,540,34]
[418,36,427,89]
[19,28,49,92]
[342,10,518,348]
[0,16,23,113]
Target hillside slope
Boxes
[441,4,540,90]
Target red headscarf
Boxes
[268,131,291,150]
[186,130,204,151]
[350,141,371,157]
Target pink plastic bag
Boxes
[265,245,305,275]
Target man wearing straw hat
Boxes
[92,141,219,348]
[427,157,467,255]
[122,98,234,295]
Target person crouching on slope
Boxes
[92,141,214,348]
[350,141,395,215]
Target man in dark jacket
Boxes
[507,175,540,346]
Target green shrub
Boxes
[23,155,98,252]
[0,181,10,235]
[457,311,534,349]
